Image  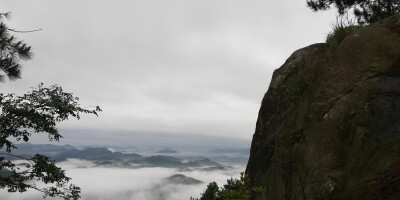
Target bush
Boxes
[326,17,360,48]
[192,172,264,200]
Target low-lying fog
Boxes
[0,159,245,200]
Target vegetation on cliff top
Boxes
[191,172,264,200]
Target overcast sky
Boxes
[1,1,336,147]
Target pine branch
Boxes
[6,28,42,33]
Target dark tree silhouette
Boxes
[193,173,258,200]
[0,84,101,199]
[200,182,220,200]
[0,12,32,82]
[307,0,400,24]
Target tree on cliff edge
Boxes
[307,0,400,24]
[0,13,101,199]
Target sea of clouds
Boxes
[0,159,245,200]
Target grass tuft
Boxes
[326,16,360,48]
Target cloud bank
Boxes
[0,159,245,200]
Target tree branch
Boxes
[6,28,42,33]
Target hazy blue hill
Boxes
[157,149,178,154]
[206,148,250,164]
[210,156,249,164]
[157,147,178,154]
[112,151,144,161]
[1,144,227,169]
[201,165,233,171]
[195,158,220,166]
[94,160,135,168]
[0,143,77,160]
[208,148,250,155]
[54,148,205,168]
[142,156,200,168]
[182,161,202,168]
[54,147,143,162]
[14,143,75,155]
[165,174,203,185]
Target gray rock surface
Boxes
[246,15,400,200]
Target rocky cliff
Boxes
[246,15,400,200]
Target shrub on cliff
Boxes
[192,173,264,200]
[326,17,360,48]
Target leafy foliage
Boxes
[0,84,101,199]
[192,172,264,200]
[0,12,32,82]
[0,154,80,199]
[219,173,251,200]
[0,83,101,152]
[198,182,220,200]
[307,0,400,24]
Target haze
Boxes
[0,0,336,147]
[0,159,245,200]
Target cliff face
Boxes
[246,15,400,200]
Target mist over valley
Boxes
[0,143,248,200]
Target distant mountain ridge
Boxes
[1,144,224,169]
[10,143,75,156]
[157,149,178,154]
[165,174,203,185]
[208,148,250,155]
[54,147,143,162]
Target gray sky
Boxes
[1,0,336,147]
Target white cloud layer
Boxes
[0,159,245,200]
